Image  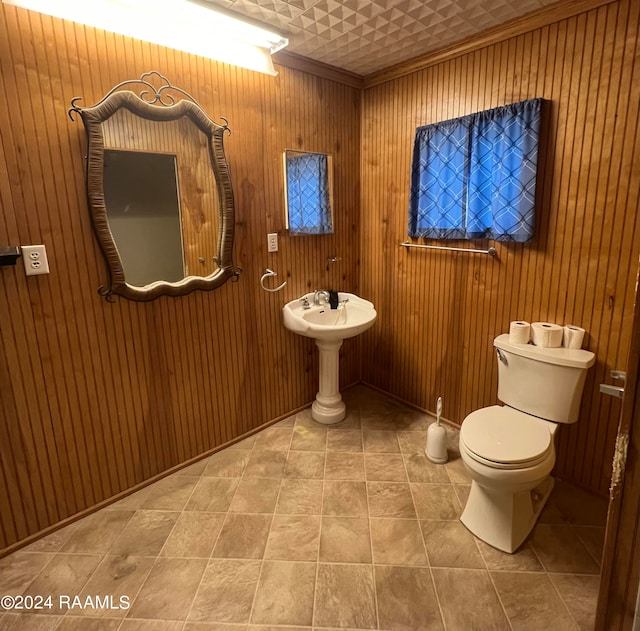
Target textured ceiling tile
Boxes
[207,0,552,75]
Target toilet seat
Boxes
[460,406,554,470]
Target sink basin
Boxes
[282,292,377,425]
[283,292,377,341]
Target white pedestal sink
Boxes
[282,292,377,424]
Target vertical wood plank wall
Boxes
[0,6,360,552]
[360,0,640,496]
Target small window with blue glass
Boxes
[284,150,334,235]
[408,98,543,243]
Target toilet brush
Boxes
[425,396,448,464]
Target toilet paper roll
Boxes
[531,322,564,348]
[509,320,531,345]
[563,325,586,349]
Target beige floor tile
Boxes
[160,512,225,558]
[23,523,78,553]
[228,435,256,450]
[188,559,261,623]
[185,623,247,631]
[319,516,371,563]
[0,551,53,595]
[376,565,444,631]
[290,426,327,451]
[108,488,152,511]
[250,561,316,626]
[314,564,376,629]
[326,430,363,452]
[229,478,280,514]
[323,481,368,516]
[396,410,432,431]
[454,484,471,506]
[3,614,62,630]
[330,409,362,430]
[324,452,365,480]
[284,451,325,479]
[55,618,120,630]
[476,539,544,571]
[61,510,134,553]
[243,451,287,479]
[275,413,297,427]
[76,555,155,618]
[539,479,608,527]
[403,453,450,483]
[276,480,323,515]
[549,573,600,631]
[370,518,427,566]
[367,482,416,518]
[121,620,184,630]
[411,484,460,520]
[444,456,472,484]
[574,525,605,566]
[361,414,399,431]
[186,478,239,512]
[421,520,484,568]
[433,568,510,630]
[360,398,402,429]
[212,514,271,559]
[127,558,206,620]
[253,428,293,451]
[364,454,407,481]
[530,524,600,574]
[175,458,210,477]
[294,408,322,429]
[203,450,250,477]
[23,553,102,615]
[363,430,400,453]
[264,515,320,561]
[492,571,579,630]
[397,431,427,454]
[110,511,179,556]
[141,476,199,511]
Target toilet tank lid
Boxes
[494,334,595,369]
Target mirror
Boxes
[69,71,241,301]
[283,150,334,235]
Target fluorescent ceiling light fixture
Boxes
[2,0,288,76]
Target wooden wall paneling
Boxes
[571,3,616,487]
[581,0,632,490]
[360,0,640,495]
[1,9,76,525]
[594,0,640,490]
[0,3,361,553]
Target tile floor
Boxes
[0,385,608,631]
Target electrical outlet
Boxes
[21,244,50,276]
[267,233,278,253]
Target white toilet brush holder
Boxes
[426,396,448,464]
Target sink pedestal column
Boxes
[311,339,346,424]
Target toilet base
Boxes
[460,476,554,553]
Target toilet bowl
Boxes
[458,334,595,553]
[459,406,557,552]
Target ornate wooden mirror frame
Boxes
[69,71,241,301]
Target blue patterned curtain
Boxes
[286,153,333,235]
[408,98,543,242]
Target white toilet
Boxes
[459,333,595,553]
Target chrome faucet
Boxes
[313,289,330,305]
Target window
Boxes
[284,150,333,235]
[408,98,543,242]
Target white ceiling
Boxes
[203,0,558,76]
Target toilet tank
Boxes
[493,334,596,424]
